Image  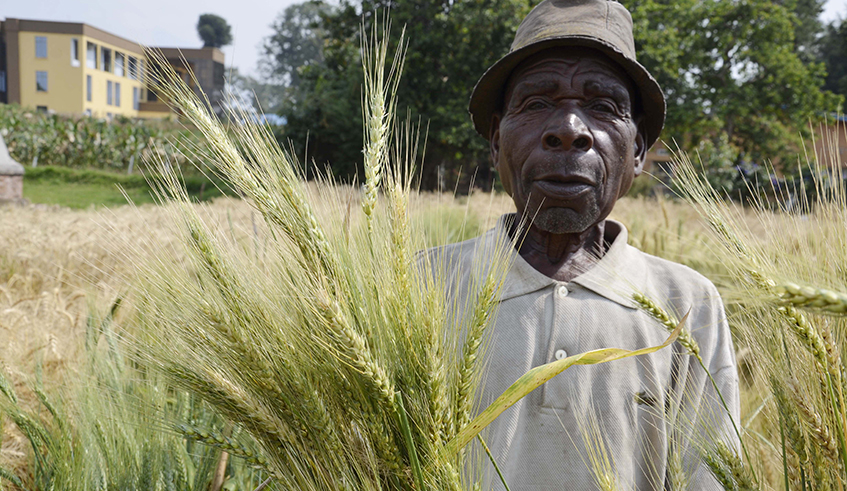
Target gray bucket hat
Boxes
[469,0,666,149]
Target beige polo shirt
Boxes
[426,215,739,490]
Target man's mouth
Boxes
[533,175,596,200]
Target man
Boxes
[434,0,740,488]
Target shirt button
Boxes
[557,285,569,297]
[555,349,568,360]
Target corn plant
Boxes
[0,104,197,172]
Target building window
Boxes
[71,39,80,67]
[87,42,97,69]
[0,71,5,93]
[101,48,112,72]
[35,36,47,58]
[107,80,113,105]
[115,82,121,107]
[133,87,139,110]
[84,109,92,117]
[36,106,48,113]
[86,75,92,102]
[128,56,138,80]
[36,71,48,92]
[115,52,125,77]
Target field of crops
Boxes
[2,157,847,490]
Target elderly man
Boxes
[435,0,741,489]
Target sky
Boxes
[3,0,846,79]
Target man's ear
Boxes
[489,113,502,169]
[633,117,648,177]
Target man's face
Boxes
[490,48,647,234]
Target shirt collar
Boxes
[492,214,645,309]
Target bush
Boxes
[0,104,197,172]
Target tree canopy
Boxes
[261,2,330,88]
[628,0,841,165]
[197,14,233,49]
[258,0,843,191]
[820,18,847,100]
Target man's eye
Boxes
[589,100,618,114]
[525,100,548,111]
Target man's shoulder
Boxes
[621,244,727,337]
[633,246,720,295]
[416,227,500,269]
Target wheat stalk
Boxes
[776,283,847,315]
[704,440,758,491]
[670,141,847,489]
[360,20,406,226]
[632,292,700,357]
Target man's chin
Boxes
[529,207,600,235]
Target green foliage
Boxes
[820,19,847,101]
[626,0,842,167]
[197,14,233,49]
[626,174,662,197]
[0,104,192,171]
[278,40,365,179]
[689,133,749,197]
[0,304,267,490]
[260,1,330,89]
[789,0,826,62]
[269,0,533,190]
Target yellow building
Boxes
[0,18,224,119]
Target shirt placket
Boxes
[540,281,577,409]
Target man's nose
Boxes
[542,109,593,152]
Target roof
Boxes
[153,47,226,64]
[0,17,143,54]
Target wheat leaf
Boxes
[444,314,685,456]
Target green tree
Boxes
[627,0,841,168]
[268,0,839,190]
[261,1,330,89]
[820,18,847,100]
[784,0,826,61]
[271,0,534,190]
[224,67,283,119]
[197,14,233,49]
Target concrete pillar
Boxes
[0,134,25,202]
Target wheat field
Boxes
[0,190,707,477]
[2,172,845,489]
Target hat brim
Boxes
[469,36,666,149]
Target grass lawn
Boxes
[23,181,159,208]
[22,166,231,208]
